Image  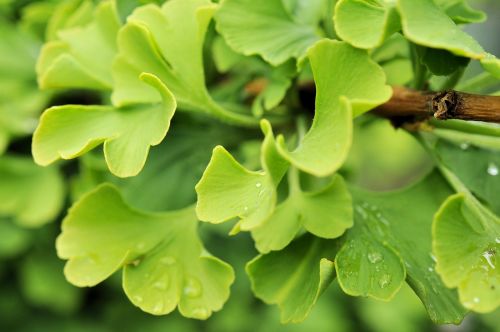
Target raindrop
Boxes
[473,297,480,304]
[183,277,202,298]
[460,142,470,150]
[428,267,434,272]
[243,206,249,212]
[355,206,368,220]
[153,279,168,290]
[255,182,262,188]
[378,274,392,289]
[367,251,383,264]
[161,256,176,266]
[153,301,164,314]
[482,250,496,269]
[487,162,499,176]
[192,307,209,319]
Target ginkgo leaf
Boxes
[112,0,257,126]
[0,156,64,228]
[246,234,337,323]
[433,138,500,215]
[277,39,392,177]
[57,183,234,319]
[45,0,94,41]
[214,0,320,66]
[37,0,120,90]
[196,120,288,231]
[251,174,353,253]
[433,194,500,313]
[434,0,486,24]
[398,0,483,59]
[342,172,467,324]
[32,73,176,178]
[334,0,401,49]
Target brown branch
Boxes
[374,86,500,123]
[244,78,500,123]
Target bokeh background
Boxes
[0,0,499,331]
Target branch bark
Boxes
[374,86,500,123]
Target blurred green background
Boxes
[1,0,499,331]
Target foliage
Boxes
[1,0,500,330]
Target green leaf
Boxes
[0,156,64,227]
[277,40,392,177]
[434,0,486,24]
[0,20,48,148]
[251,174,352,253]
[214,0,321,66]
[433,194,500,313]
[32,73,176,178]
[20,252,82,314]
[433,138,500,215]
[417,47,470,76]
[282,0,328,26]
[196,120,288,231]
[342,172,467,324]
[0,220,31,258]
[37,0,121,90]
[45,0,94,41]
[246,234,337,323]
[334,0,401,49]
[398,0,483,59]
[112,0,257,126]
[57,183,234,319]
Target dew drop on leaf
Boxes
[367,251,383,264]
[192,307,209,319]
[487,162,499,176]
[153,301,164,314]
[460,142,470,150]
[378,274,392,289]
[153,278,169,291]
[160,256,176,266]
[482,249,496,269]
[473,297,480,304]
[183,277,202,298]
[255,182,262,188]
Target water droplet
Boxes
[460,142,470,150]
[255,182,262,188]
[473,297,480,304]
[430,253,438,263]
[428,267,434,272]
[378,274,392,289]
[487,162,499,176]
[496,237,500,244]
[153,301,164,314]
[183,277,202,298]
[482,250,496,269]
[192,307,209,319]
[134,295,143,303]
[153,279,169,290]
[355,206,368,220]
[243,206,249,212]
[367,251,383,264]
[161,256,176,265]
